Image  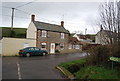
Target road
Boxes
[2,53,86,79]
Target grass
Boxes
[58,58,86,69]
[74,66,119,79]
[1,27,27,38]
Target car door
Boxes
[34,47,40,55]
[28,47,35,55]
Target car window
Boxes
[35,48,39,51]
[29,48,34,51]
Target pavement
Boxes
[2,53,86,79]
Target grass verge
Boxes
[74,66,119,79]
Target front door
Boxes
[50,43,55,54]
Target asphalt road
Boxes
[2,53,86,79]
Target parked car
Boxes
[19,47,48,57]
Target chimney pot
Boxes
[31,15,35,21]
[61,21,64,27]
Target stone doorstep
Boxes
[56,66,74,79]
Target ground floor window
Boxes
[60,43,64,50]
[41,43,46,49]
[68,44,72,49]
[75,45,80,49]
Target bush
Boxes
[87,45,111,65]
[55,49,60,53]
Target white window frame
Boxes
[75,45,80,49]
[42,30,46,37]
[60,43,64,50]
[61,33,64,39]
[41,43,46,49]
[68,44,72,49]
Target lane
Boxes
[2,53,86,79]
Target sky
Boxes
[1,1,103,34]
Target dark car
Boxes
[19,47,48,57]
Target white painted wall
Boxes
[2,37,36,56]
[27,22,37,39]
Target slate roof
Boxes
[33,21,69,33]
[97,29,117,38]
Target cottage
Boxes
[27,15,70,54]
[95,26,116,45]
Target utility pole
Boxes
[85,28,87,39]
[11,8,15,37]
[11,8,15,31]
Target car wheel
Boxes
[42,52,46,56]
[26,53,30,57]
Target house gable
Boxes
[27,22,37,39]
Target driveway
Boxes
[2,53,86,79]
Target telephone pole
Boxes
[11,8,15,31]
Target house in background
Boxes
[73,33,95,44]
[95,26,116,45]
[27,15,70,54]
[68,37,82,50]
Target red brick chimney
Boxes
[31,14,35,21]
[61,21,64,27]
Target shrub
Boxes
[55,49,60,53]
[87,45,111,66]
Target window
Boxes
[42,30,46,37]
[60,43,64,50]
[41,43,46,49]
[61,33,64,39]
[35,47,40,51]
[29,47,34,51]
[69,44,72,49]
[75,45,80,49]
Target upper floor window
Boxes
[42,30,46,37]
[61,33,64,39]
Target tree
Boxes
[98,1,120,45]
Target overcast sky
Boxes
[1,1,103,34]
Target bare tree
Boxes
[98,1,120,45]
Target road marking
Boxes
[17,63,21,80]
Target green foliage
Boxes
[75,66,119,79]
[55,49,60,53]
[1,27,27,38]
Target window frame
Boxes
[75,45,80,49]
[61,33,64,39]
[60,43,64,50]
[68,44,72,49]
[42,30,47,37]
[41,43,46,49]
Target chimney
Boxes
[61,21,64,27]
[31,14,35,21]
[100,24,103,31]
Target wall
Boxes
[37,30,69,53]
[2,37,36,56]
[27,22,37,39]
[95,31,110,45]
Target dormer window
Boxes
[61,33,64,39]
[42,30,46,37]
